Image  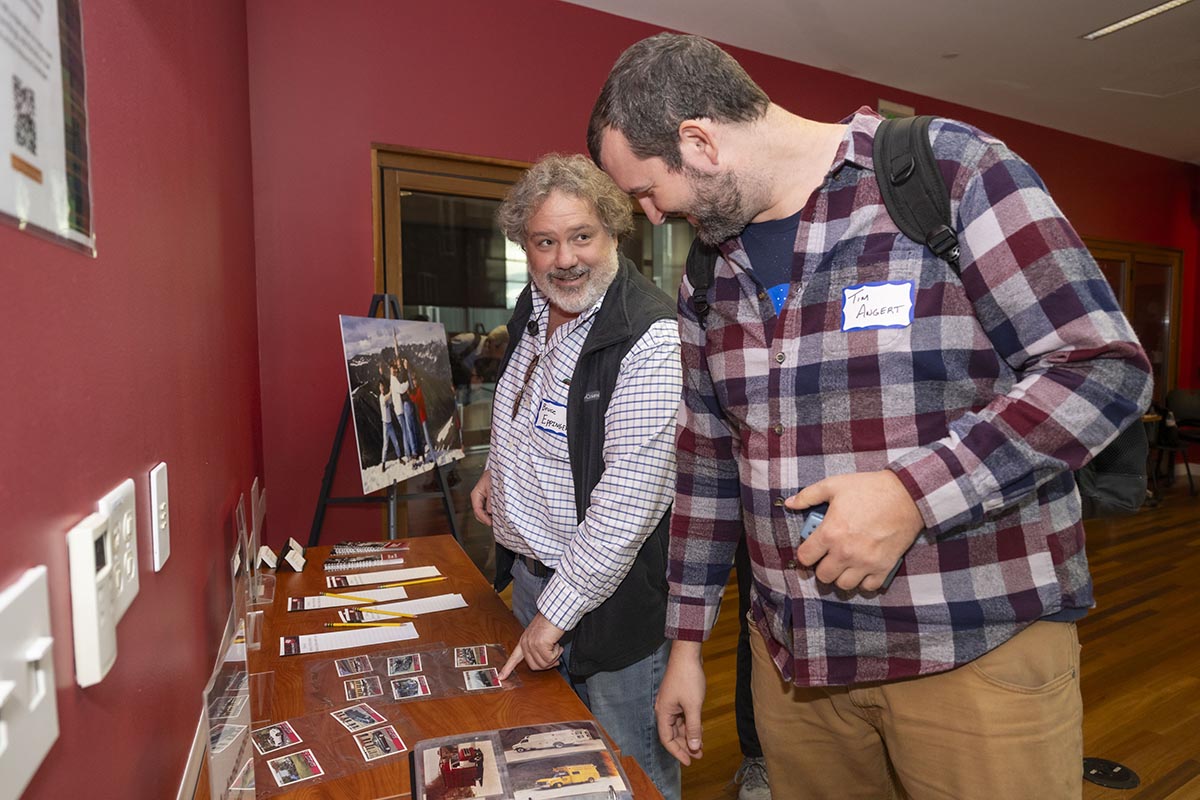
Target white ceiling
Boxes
[564,0,1200,165]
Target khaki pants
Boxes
[750,621,1083,800]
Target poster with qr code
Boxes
[1,0,95,253]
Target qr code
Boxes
[13,75,36,155]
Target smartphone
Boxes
[798,502,828,541]
[795,502,903,589]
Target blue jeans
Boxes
[381,415,401,463]
[511,559,681,800]
[400,400,419,456]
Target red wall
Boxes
[1,2,1190,797]
[247,0,1200,547]
[0,1,261,797]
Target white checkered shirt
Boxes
[489,284,681,631]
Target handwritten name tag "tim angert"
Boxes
[841,281,914,331]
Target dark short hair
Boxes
[496,153,633,245]
[588,33,770,171]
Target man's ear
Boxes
[678,119,720,169]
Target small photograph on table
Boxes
[454,645,488,668]
[266,748,325,788]
[464,667,502,691]
[330,702,387,732]
[421,740,503,797]
[500,722,605,759]
[505,749,629,800]
[391,675,431,700]
[354,725,408,762]
[344,675,384,701]
[251,721,303,755]
[387,653,422,676]
[335,654,374,677]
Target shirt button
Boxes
[787,559,798,569]
[758,291,767,301]
[775,352,786,364]
[773,497,785,507]
[772,423,784,435]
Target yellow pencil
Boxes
[353,606,415,619]
[323,622,409,628]
[379,576,446,588]
[320,591,379,602]
[319,592,416,617]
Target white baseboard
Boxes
[176,710,207,800]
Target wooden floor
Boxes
[407,460,1200,799]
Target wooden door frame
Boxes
[371,145,531,301]
[1084,237,1183,398]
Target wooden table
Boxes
[246,536,662,799]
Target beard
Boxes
[684,165,766,246]
[532,246,621,316]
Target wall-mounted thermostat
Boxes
[66,512,118,687]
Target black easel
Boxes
[309,293,460,547]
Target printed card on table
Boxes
[279,620,418,656]
[266,749,325,788]
[387,653,422,676]
[330,702,387,733]
[464,667,502,691]
[353,725,408,762]
[454,645,487,668]
[334,654,373,676]
[391,675,431,700]
[250,721,303,755]
[344,675,384,701]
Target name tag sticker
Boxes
[534,398,568,438]
[841,281,914,331]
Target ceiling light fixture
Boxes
[1082,0,1194,40]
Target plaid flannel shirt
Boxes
[666,109,1152,686]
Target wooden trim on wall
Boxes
[1084,237,1184,398]
[370,144,531,302]
[371,146,384,294]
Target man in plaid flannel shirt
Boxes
[588,33,1151,800]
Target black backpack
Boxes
[684,115,1147,519]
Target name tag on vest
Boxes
[841,281,914,331]
[534,398,568,437]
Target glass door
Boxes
[1086,240,1182,405]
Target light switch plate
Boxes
[0,566,59,800]
[149,463,170,571]
[97,479,139,620]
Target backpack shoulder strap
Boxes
[685,238,720,328]
[874,115,960,274]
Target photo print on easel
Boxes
[339,316,465,494]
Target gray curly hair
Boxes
[496,153,634,247]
